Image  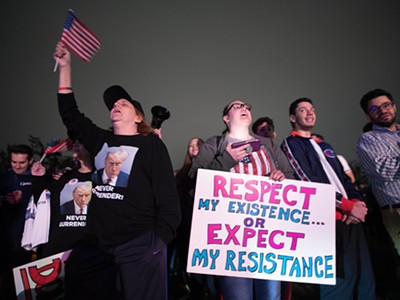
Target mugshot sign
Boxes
[187,169,336,285]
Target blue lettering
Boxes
[211,199,220,211]
[238,251,246,271]
[302,257,313,277]
[191,249,209,267]
[289,257,301,277]
[248,252,258,273]
[315,256,323,278]
[198,199,210,210]
[209,250,220,269]
[301,211,310,225]
[225,250,237,271]
[325,255,334,278]
[278,255,294,275]
[264,253,277,274]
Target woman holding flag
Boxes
[54,42,181,300]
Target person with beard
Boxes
[357,88,400,255]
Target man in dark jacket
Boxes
[0,144,34,299]
[281,97,375,299]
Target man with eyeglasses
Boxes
[280,97,375,299]
[357,88,400,255]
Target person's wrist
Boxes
[58,87,73,91]
[58,63,72,72]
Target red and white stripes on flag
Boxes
[230,148,275,176]
[61,9,101,62]
[44,139,73,154]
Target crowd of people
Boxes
[0,42,399,300]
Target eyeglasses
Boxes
[226,103,252,114]
[368,102,394,114]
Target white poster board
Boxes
[13,250,71,299]
[187,169,336,285]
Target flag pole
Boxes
[53,9,72,72]
[39,153,47,163]
[53,61,59,72]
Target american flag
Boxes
[44,139,74,154]
[231,148,274,176]
[60,9,101,62]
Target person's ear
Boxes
[134,115,143,124]
[223,115,229,124]
[289,114,296,123]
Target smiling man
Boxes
[0,145,34,299]
[357,88,400,255]
[280,97,375,299]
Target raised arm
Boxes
[54,42,72,93]
[54,42,105,155]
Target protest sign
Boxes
[13,250,71,299]
[187,169,336,285]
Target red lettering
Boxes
[208,224,222,244]
[28,258,62,287]
[224,225,241,245]
[229,178,244,200]
[269,184,282,205]
[300,187,316,209]
[213,175,228,197]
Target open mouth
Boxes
[111,109,122,117]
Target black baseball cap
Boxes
[103,85,145,116]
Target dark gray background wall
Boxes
[1,0,399,169]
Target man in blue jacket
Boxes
[0,144,34,299]
[281,97,375,299]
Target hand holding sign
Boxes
[188,169,337,285]
[349,200,367,222]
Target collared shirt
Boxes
[356,124,400,207]
[102,171,117,186]
[73,201,88,214]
